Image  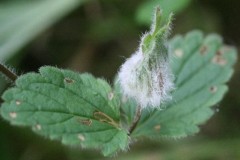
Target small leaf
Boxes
[120,30,237,138]
[0,66,128,156]
[136,0,192,25]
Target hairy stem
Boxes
[0,64,18,82]
[128,105,141,135]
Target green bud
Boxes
[118,6,174,109]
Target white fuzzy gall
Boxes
[118,7,174,109]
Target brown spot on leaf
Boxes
[154,125,161,131]
[200,46,207,55]
[64,77,75,84]
[16,100,21,105]
[94,111,119,128]
[212,55,227,66]
[78,118,92,126]
[175,49,183,58]
[209,86,217,93]
[78,134,85,141]
[9,112,17,118]
[94,111,110,123]
[35,124,42,130]
[216,50,223,56]
[108,92,114,100]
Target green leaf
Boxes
[0,66,128,156]
[0,0,86,61]
[120,30,237,138]
[114,80,137,128]
[136,0,191,25]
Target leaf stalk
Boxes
[0,63,18,82]
[128,105,141,135]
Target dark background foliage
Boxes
[0,0,239,159]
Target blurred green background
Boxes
[0,0,239,159]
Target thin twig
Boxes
[128,105,141,135]
[0,63,18,82]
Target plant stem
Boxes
[0,64,18,82]
[128,105,141,135]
